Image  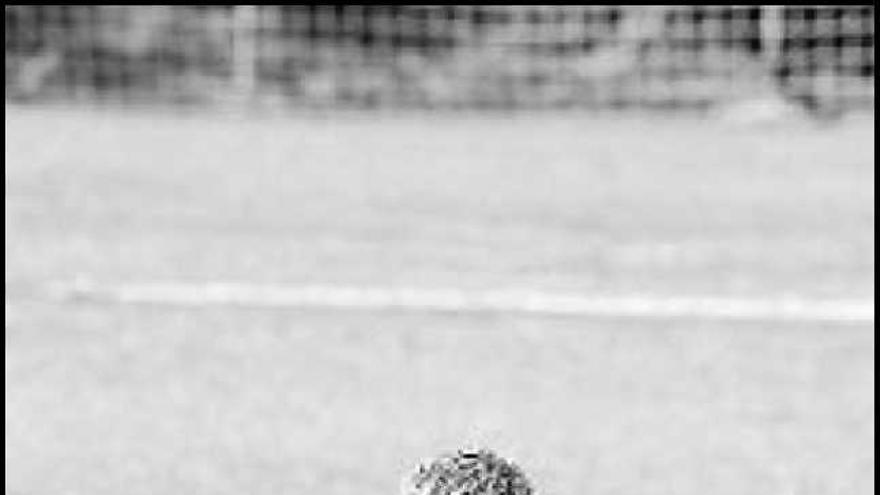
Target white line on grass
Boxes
[40,279,875,323]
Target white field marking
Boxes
[39,279,875,323]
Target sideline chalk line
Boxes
[32,279,875,323]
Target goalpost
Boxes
[5,6,874,112]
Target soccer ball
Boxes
[401,448,535,495]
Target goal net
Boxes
[5,6,875,112]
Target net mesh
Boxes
[5,6,875,112]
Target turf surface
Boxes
[5,107,875,494]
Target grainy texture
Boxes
[402,449,533,495]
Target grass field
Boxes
[5,107,875,494]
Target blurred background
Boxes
[5,6,875,113]
[5,6,875,495]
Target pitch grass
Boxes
[6,108,874,297]
[6,303,874,495]
[5,107,875,494]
